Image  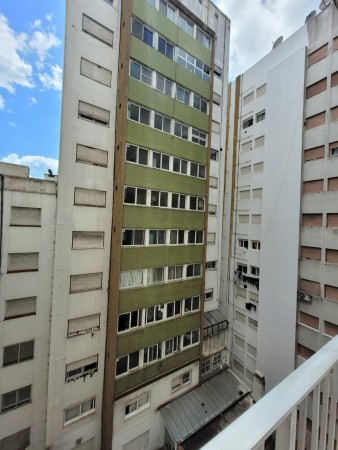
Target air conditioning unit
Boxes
[297,292,312,302]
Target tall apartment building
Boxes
[45,1,230,449]
[225,2,338,395]
[0,163,57,449]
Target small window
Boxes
[72,231,104,249]
[74,187,106,207]
[80,57,112,86]
[243,92,254,106]
[129,60,153,86]
[82,14,113,46]
[116,351,140,376]
[126,144,148,165]
[159,0,176,22]
[1,386,31,413]
[205,289,213,301]
[156,73,172,96]
[308,43,328,67]
[207,233,216,244]
[255,136,265,148]
[168,265,183,281]
[196,28,211,49]
[125,394,150,417]
[64,397,96,424]
[147,267,165,284]
[76,143,108,167]
[256,84,266,97]
[305,112,326,130]
[184,296,200,313]
[120,269,144,288]
[78,101,110,126]
[182,329,199,348]
[192,128,207,146]
[0,428,30,450]
[127,102,151,126]
[238,239,248,249]
[179,14,193,36]
[68,314,100,338]
[206,261,216,270]
[252,241,261,250]
[329,142,338,157]
[3,341,34,366]
[144,343,161,364]
[164,336,180,356]
[7,253,38,273]
[122,229,145,246]
[176,85,190,105]
[158,36,174,59]
[118,310,141,332]
[210,149,218,161]
[5,297,37,320]
[70,273,102,293]
[169,230,184,245]
[306,78,327,99]
[243,117,253,129]
[250,266,260,276]
[131,18,153,47]
[186,263,201,278]
[174,121,189,140]
[66,355,98,382]
[154,113,171,133]
[208,204,217,216]
[256,111,265,123]
[193,94,208,113]
[171,371,191,392]
[209,177,218,188]
[10,207,41,227]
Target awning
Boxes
[203,310,228,338]
[160,370,250,445]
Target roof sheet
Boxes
[160,370,250,444]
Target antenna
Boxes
[305,10,317,23]
[272,36,283,49]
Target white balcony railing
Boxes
[202,336,338,450]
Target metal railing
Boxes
[201,336,338,450]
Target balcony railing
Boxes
[201,336,338,450]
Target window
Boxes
[72,231,104,250]
[253,188,262,199]
[299,312,319,330]
[122,229,145,246]
[124,186,147,205]
[251,266,260,276]
[78,101,110,126]
[256,111,265,122]
[171,371,191,392]
[1,386,31,413]
[238,239,248,249]
[209,177,218,188]
[64,397,95,424]
[120,269,143,288]
[127,102,151,125]
[164,336,180,356]
[190,161,205,179]
[193,94,208,113]
[237,264,247,274]
[176,48,210,81]
[159,0,176,22]
[174,121,189,140]
[205,288,213,301]
[149,229,166,245]
[243,117,253,129]
[76,143,108,167]
[168,265,183,281]
[74,187,106,207]
[170,230,184,244]
[243,92,254,106]
[186,263,201,278]
[80,57,112,86]
[306,78,327,99]
[182,329,199,347]
[189,196,204,211]
[144,343,161,364]
[166,300,181,318]
[188,230,203,244]
[208,204,217,216]
[241,141,252,152]
[329,142,338,157]
[0,428,30,450]
[118,310,141,332]
[206,261,216,270]
[184,296,199,313]
[130,60,153,86]
[207,233,216,244]
[66,355,98,382]
[126,144,149,166]
[212,121,220,133]
[252,241,261,250]
[305,112,326,130]
[158,36,174,59]
[70,272,102,293]
[154,113,171,133]
[179,14,193,36]
[10,207,41,227]
[256,84,266,97]
[173,157,188,174]
[67,314,100,338]
[201,353,222,376]
[210,149,218,161]
[196,28,211,49]
[3,341,34,367]
[131,18,153,46]
[192,128,207,146]
[176,85,190,105]
[248,317,258,331]
[308,43,328,67]
[156,73,172,96]
[82,15,113,46]
[7,252,38,273]
[252,214,261,224]
[125,394,150,417]
[4,296,36,320]
[147,267,164,284]
[116,351,140,376]
[171,193,186,209]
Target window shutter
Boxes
[254,162,263,173]
[10,207,41,226]
[74,187,106,207]
[80,58,112,86]
[256,84,266,97]
[76,144,108,167]
[243,92,254,105]
[252,214,261,224]
[72,231,104,249]
[241,141,252,152]
[240,165,251,175]
[239,215,249,224]
[7,253,39,273]
[209,177,218,188]
[253,188,262,199]
[239,190,250,200]
[255,136,265,148]
[70,272,102,293]
[5,297,36,319]
[78,101,110,125]
[0,428,30,450]
[212,93,221,105]
[82,14,113,46]
[207,232,216,244]
[68,314,100,336]
[66,355,98,373]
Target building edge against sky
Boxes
[1,1,338,450]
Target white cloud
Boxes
[8,121,16,127]
[45,14,53,23]
[39,64,63,91]
[29,96,37,106]
[0,94,5,110]
[28,29,61,63]
[32,19,42,29]
[1,153,58,179]
[216,0,318,78]
[0,14,34,93]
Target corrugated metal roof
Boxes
[204,310,227,328]
[160,370,250,445]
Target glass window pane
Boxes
[172,193,178,208]
[199,165,206,178]
[174,122,181,137]
[143,28,153,46]
[178,230,184,243]
[162,154,169,170]
[190,196,196,210]
[179,195,186,209]
[166,43,174,59]
[158,230,166,244]
[118,313,130,331]
[158,36,166,54]
[175,300,181,315]
[198,198,204,210]
[156,74,165,92]
[137,189,147,205]
[154,114,163,130]
[116,356,128,375]
[151,190,159,206]
[138,148,148,165]
[149,230,156,245]
[128,103,139,121]
[134,230,144,245]
[170,231,177,244]
[130,61,141,80]
[19,341,34,361]
[193,297,200,310]
[140,108,150,125]
[173,158,180,172]
[3,345,18,366]
[142,66,152,85]
[167,302,174,317]
[193,95,200,110]
[196,231,203,243]
[82,399,94,413]
[188,230,194,243]
[181,160,187,174]
[124,187,136,204]
[190,162,198,177]
[201,99,208,113]
[122,229,133,245]
[182,125,188,140]
[152,152,161,168]
[167,6,175,22]
[183,333,191,347]
[65,405,80,421]
[160,192,168,207]
[186,265,193,277]
[132,19,143,40]
[192,330,199,343]
[129,351,139,369]
[163,117,171,133]
[185,298,191,312]
[165,80,172,96]
[126,145,137,162]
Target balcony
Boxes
[201,336,338,450]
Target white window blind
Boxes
[243,92,254,106]
[82,14,113,46]
[80,58,112,86]
[74,187,106,207]
[66,355,98,373]
[78,101,110,126]
[242,141,252,152]
[70,272,102,293]
[208,204,217,215]
[7,253,39,272]
[207,232,216,244]
[254,162,263,173]
[68,314,100,337]
[255,136,265,148]
[239,190,250,200]
[253,188,263,199]
[239,215,249,224]
[252,214,261,224]
[76,144,108,167]
[256,84,266,97]
[10,207,41,226]
[212,92,221,105]
[5,297,36,319]
[209,177,218,188]
[72,231,104,249]
[211,121,220,133]
[240,165,251,175]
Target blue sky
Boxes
[0,0,318,178]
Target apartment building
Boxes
[0,163,56,449]
[225,2,338,395]
[45,1,230,449]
